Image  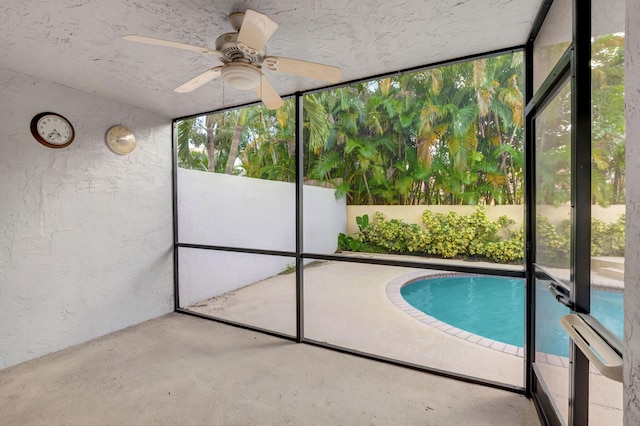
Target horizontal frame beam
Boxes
[173,45,524,123]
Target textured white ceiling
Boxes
[0,0,541,119]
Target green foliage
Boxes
[591,214,626,257]
[592,33,626,205]
[535,214,625,267]
[360,213,417,253]
[303,52,526,206]
[482,227,524,264]
[176,101,296,181]
[278,264,296,275]
[176,38,625,208]
[338,233,360,251]
[177,118,208,171]
[355,214,369,232]
[352,207,523,263]
[340,209,626,265]
[337,232,386,253]
[534,215,570,267]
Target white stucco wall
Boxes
[178,248,295,307]
[178,170,296,251]
[0,67,173,370]
[177,169,346,306]
[303,185,348,254]
[624,1,640,423]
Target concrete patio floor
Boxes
[186,258,623,423]
[0,313,539,425]
[187,260,527,387]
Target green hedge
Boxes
[536,214,626,267]
[534,215,570,267]
[591,215,625,257]
[337,208,625,265]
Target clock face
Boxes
[30,112,75,148]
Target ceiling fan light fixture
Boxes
[220,63,261,90]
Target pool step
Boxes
[592,256,624,269]
[599,267,625,281]
[591,257,624,281]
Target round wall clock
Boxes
[30,112,75,148]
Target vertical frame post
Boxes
[569,0,592,424]
[295,92,305,343]
[172,120,180,311]
[524,0,553,400]
[524,38,535,398]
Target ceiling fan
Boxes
[123,9,341,109]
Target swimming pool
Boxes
[400,275,623,357]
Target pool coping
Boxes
[386,271,578,369]
[387,271,604,374]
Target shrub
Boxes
[420,210,472,258]
[354,207,523,263]
[337,208,625,266]
[591,214,625,257]
[420,208,516,259]
[535,213,626,267]
[483,227,524,263]
[337,232,386,253]
[606,214,626,256]
[360,212,417,253]
[535,215,570,267]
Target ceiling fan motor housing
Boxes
[215,32,265,64]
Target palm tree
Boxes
[535,82,572,205]
[239,99,298,182]
[178,51,528,207]
[225,108,249,175]
[592,33,625,206]
[473,53,525,204]
[177,118,207,171]
[302,52,526,206]
[204,114,219,172]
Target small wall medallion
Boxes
[105,125,136,155]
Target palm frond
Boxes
[304,94,330,155]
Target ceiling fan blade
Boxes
[254,75,284,110]
[263,56,341,83]
[237,9,278,52]
[123,35,222,57]
[175,67,222,93]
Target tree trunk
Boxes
[493,111,509,171]
[506,124,521,204]
[613,167,623,204]
[205,115,217,172]
[225,110,247,175]
[362,172,373,205]
[225,124,242,175]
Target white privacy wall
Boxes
[625,1,640,423]
[0,67,173,370]
[178,170,297,251]
[177,169,346,306]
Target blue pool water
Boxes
[400,276,623,357]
